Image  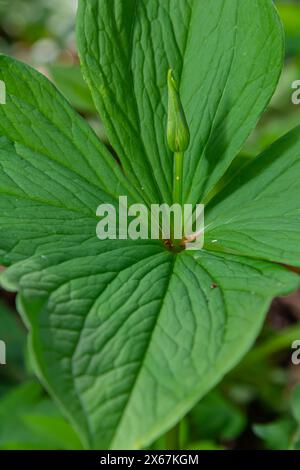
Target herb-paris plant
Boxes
[0,0,300,449]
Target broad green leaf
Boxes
[2,245,298,449]
[205,126,300,267]
[77,0,283,206]
[0,135,114,265]
[0,56,145,265]
[0,56,143,211]
[205,152,254,203]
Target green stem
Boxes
[171,151,184,245]
[173,151,183,206]
[165,423,180,450]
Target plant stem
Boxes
[173,151,183,206]
[171,151,184,245]
[165,423,180,450]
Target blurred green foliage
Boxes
[0,381,82,449]
[253,384,300,450]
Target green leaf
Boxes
[77,0,283,206]
[0,57,145,266]
[205,126,300,266]
[2,246,298,449]
[0,55,142,217]
[0,134,112,265]
[253,419,296,450]
[48,64,97,114]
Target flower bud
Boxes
[167,69,190,153]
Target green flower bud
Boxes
[167,69,190,153]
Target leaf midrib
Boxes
[109,254,176,448]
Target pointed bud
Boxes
[167,69,190,153]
